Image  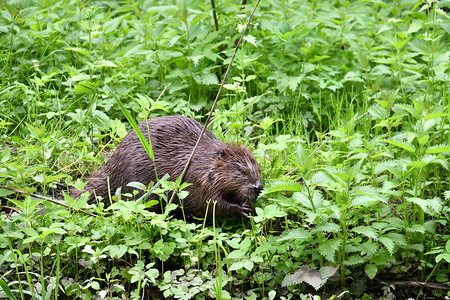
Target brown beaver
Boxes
[71,115,263,218]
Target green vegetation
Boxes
[1,0,449,298]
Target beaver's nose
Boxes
[253,183,264,195]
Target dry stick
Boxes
[0,185,99,218]
[168,0,261,204]
[390,281,449,290]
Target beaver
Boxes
[71,115,263,218]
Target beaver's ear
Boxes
[218,149,227,159]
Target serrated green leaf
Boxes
[406,197,428,211]
[277,228,311,241]
[318,238,342,262]
[243,34,257,46]
[312,222,340,233]
[394,103,421,119]
[261,179,303,196]
[382,233,406,247]
[393,36,410,49]
[426,144,450,154]
[92,109,111,130]
[311,171,332,185]
[360,241,379,258]
[368,105,389,119]
[253,204,287,222]
[199,73,218,85]
[351,226,378,240]
[350,195,379,207]
[344,255,365,266]
[407,20,422,33]
[379,236,395,254]
[406,224,426,234]
[382,139,416,153]
[65,47,90,55]
[92,59,117,68]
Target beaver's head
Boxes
[213,144,263,205]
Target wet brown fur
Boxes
[71,115,263,218]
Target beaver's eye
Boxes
[239,169,246,176]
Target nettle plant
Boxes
[260,94,450,290]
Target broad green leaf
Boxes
[253,204,287,223]
[228,250,246,259]
[263,204,287,219]
[70,74,90,82]
[229,259,254,272]
[22,226,38,237]
[104,245,128,258]
[293,190,324,210]
[73,81,97,94]
[364,264,378,279]
[394,103,421,119]
[436,253,450,263]
[92,109,111,130]
[426,197,443,214]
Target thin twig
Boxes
[308,135,333,158]
[0,185,99,218]
[168,0,261,204]
[210,0,219,31]
[390,281,449,290]
[155,84,170,102]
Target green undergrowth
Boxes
[1,0,449,299]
